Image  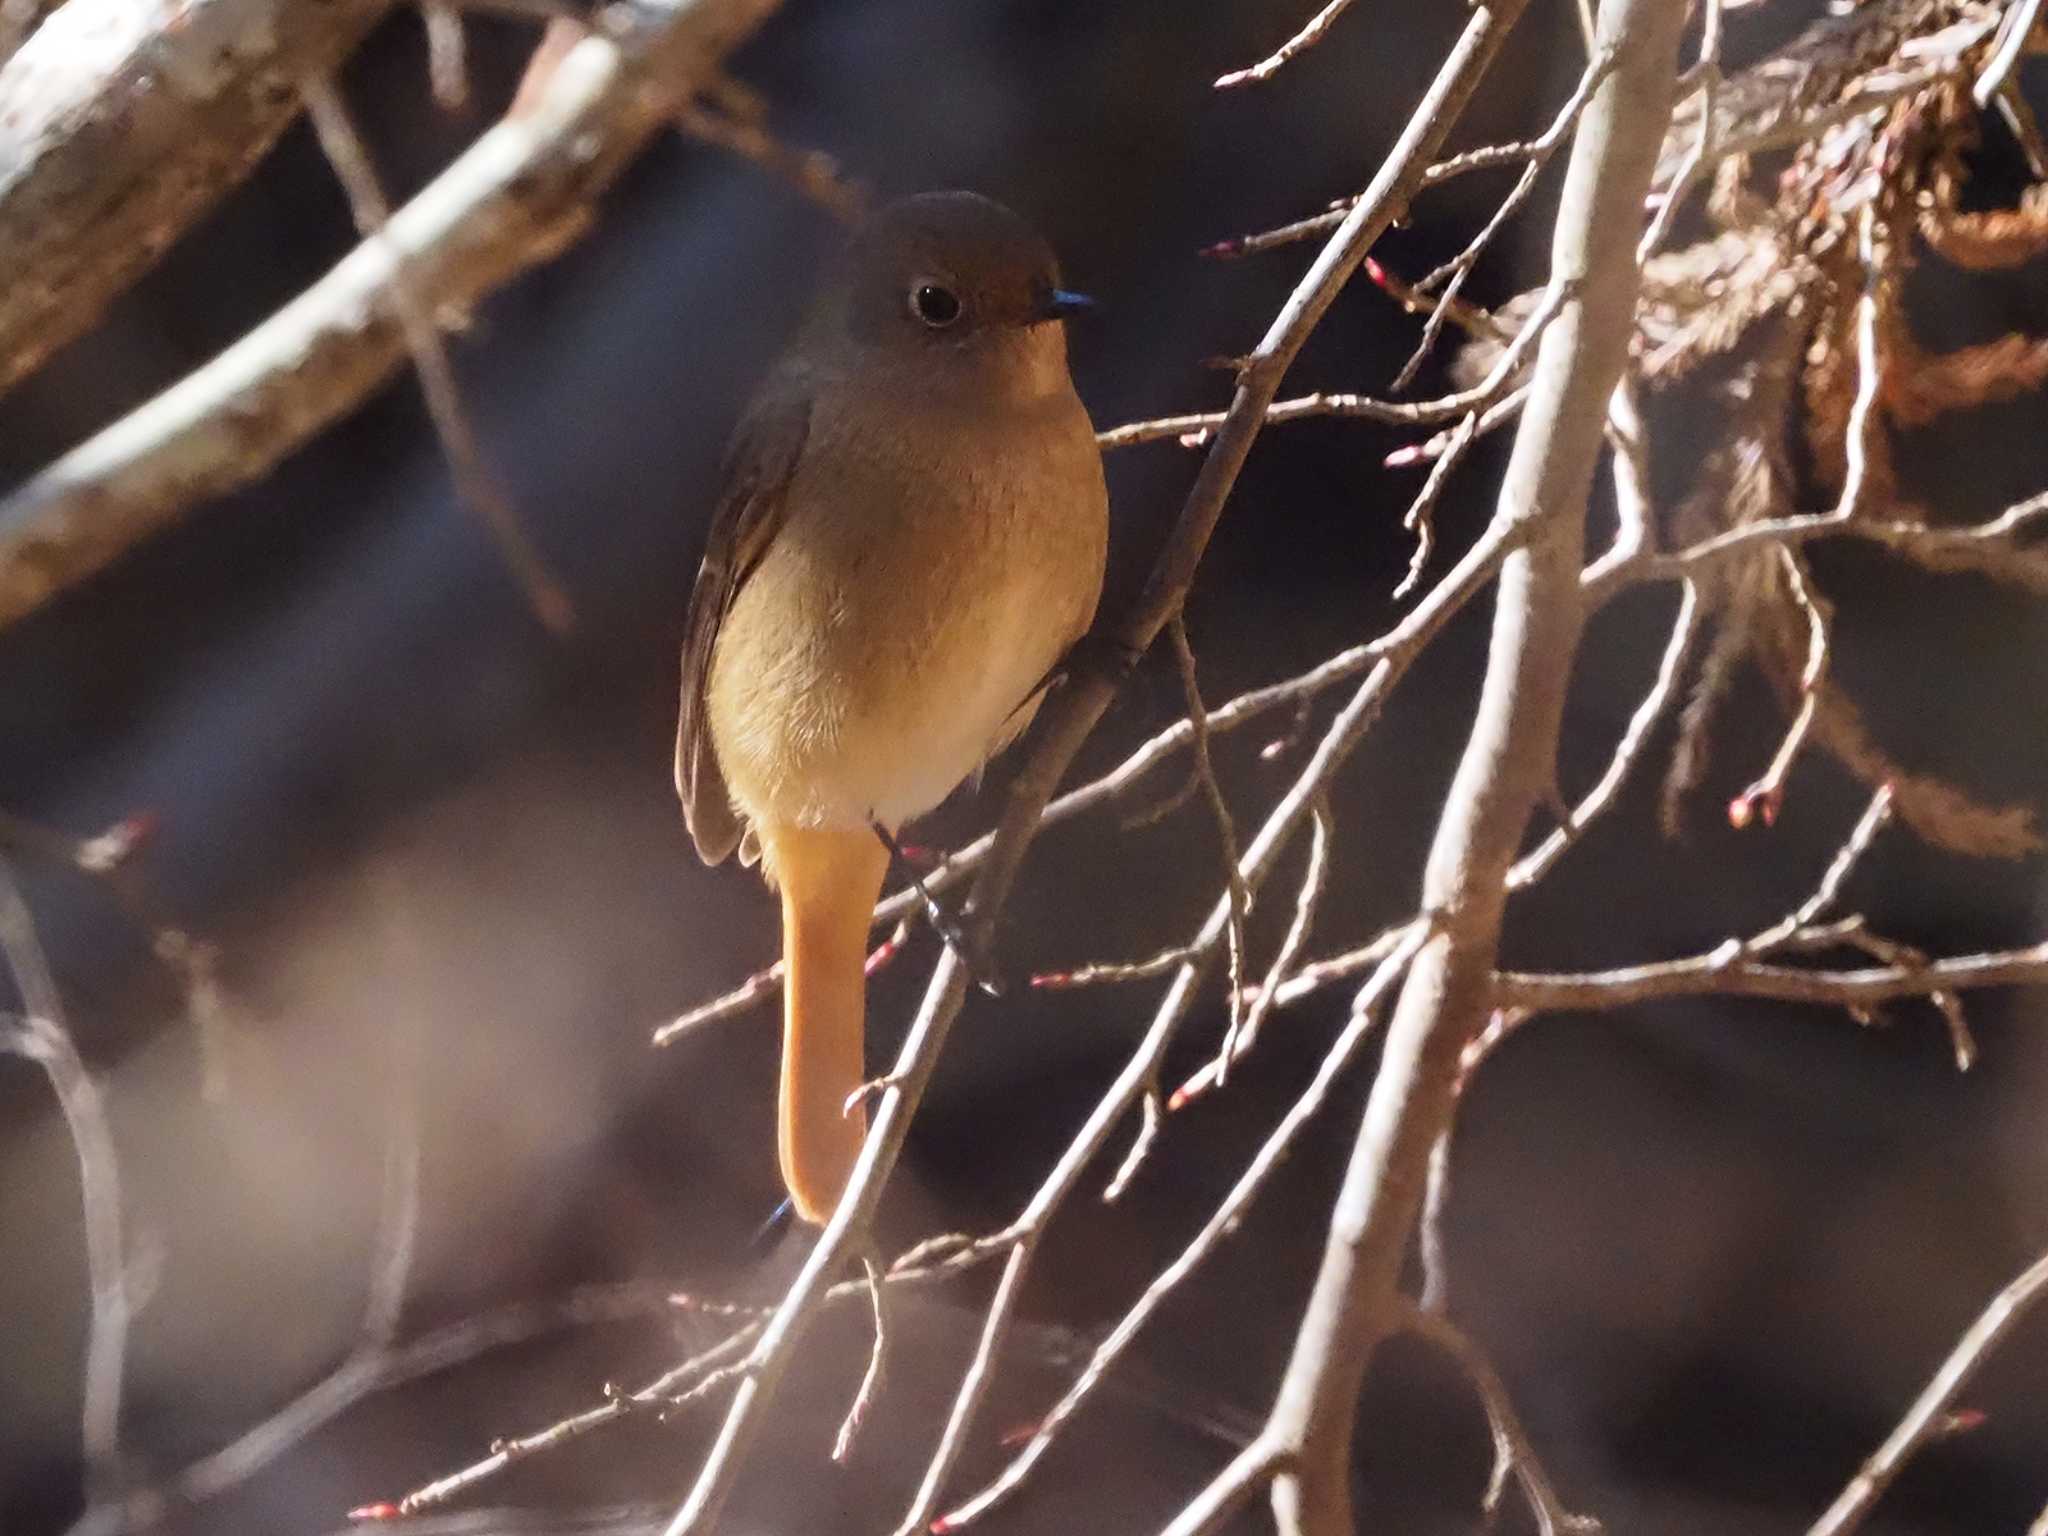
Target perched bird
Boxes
[675,192,1109,1223]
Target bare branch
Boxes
[655,12,1534,1534]
[673,98,868,223]
[829,1256,888,1464]
[1730,547,1830,829]
[1206,46,1615,261]
[1,988,128,1512]
[1508,580,1701,887]
[1168,616,1251,1068]
[1972,0,2044,109]
[304,73,574,632]
[1741,786,1893,958]
[1101,276,1571,452]
[73,1283,683,1536]
[1494,939,2048,1014]
[0,808,230,1096]
[0,858,129,1504]
[1174,796,1332,1107]
[1214,0,1358,89]
[897,454,1543,1536]
[1807,1247,2048,1536]
[1186,4,1686,1530]
[1158,1438,1297,1536]
[1593,489,2048,602]
[1399,1304,1602,1535]
[931,932,1423,1533]
[0,0,788,633]
[0,0,392,400]
[422,3,471,111]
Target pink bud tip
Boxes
[1729,786,1783,829]
[347,1503,399,1522]
[1384,444,1427,469]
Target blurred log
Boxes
[0,0,395,399]
[0,0,784,633]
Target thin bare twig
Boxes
[1729,547,1830,829]
[3,1015,128,1495]
[1393,408,1479,599]
[1208,47,1615,262]
[305,74,574,632]
[1807,1248,2048,1536]
[1174,796,1332,1108]
[1493,939,2048,1014]
[1169,616,1252,1074]
[1214,0,1358,89]
[1400,1304,1602,1534]
[1590,489,2048,602]
[1638,0,1721,261]
[0,809,226,1088]
[0,859,128,1504]
[1972,0,2044,109]
[1030,943,1200,992]
[931,932,1425,1533]
[1101,275,1572,452]
[673,99,867,223]
[1738,786,1894,958]
[1508,580,1701,887]
[1177,5,1685,1529]
[423,3,469,110]
[829,1256,888,1463]
[73,1281,686,1536]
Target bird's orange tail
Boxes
[763,823,890,1224]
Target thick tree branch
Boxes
[0,0,394,400]
[1173,3,1685,1531]
[0,0,785,632]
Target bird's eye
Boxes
[910,282,962,328]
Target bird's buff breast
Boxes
[705,396,1107,833]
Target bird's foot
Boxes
[842,1072,907,1117]
[871,821,1006,996]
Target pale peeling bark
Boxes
[0,0,396,398]
[0,0,785,631]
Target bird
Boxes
[675,191,1110,1224]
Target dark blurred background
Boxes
[3,3,2046,1533]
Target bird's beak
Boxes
[1037,288,1096,322]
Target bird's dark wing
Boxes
[675,381,813,864]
